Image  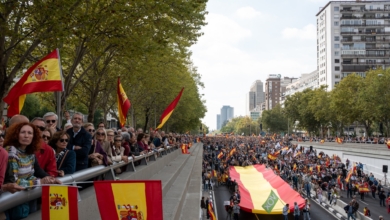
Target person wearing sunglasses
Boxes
[31,117,58,177]
[43,112,60,132]
[49,131,75,176]
[95,128,113,165]
[83,123,108,167]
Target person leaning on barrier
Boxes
[48,131,76,176]
[129,132,141,156]
[95,128,113,165]
[3,122,61,187]
[84,123,108,167]
[110,135,129,174]
[66,112,92,171]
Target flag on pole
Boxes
[41,185,78,220]
[117,77,131,128]
[94,180,163,220]
[3,49,63,117]
[156,88,184,130]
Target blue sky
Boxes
[191,0,346,130]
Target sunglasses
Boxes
[96,132,105,136]
[88,129,95,132]
[37,126,46,131]
[114,140,122,142]
[46,120,56,124]
[42,135,51,139]
[0,133,4,138]
[59,139,69,143]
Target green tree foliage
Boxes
[220,116,260,136]
[261,104,288,134]
[1,0,208,132]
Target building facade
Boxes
[220,105,234,128]
[284,70,319,98]
[317,1,390,91]
[216,114,221,130]
[265,74,281,110]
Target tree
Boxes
[261,105,288,134]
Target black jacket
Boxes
[66,127,92,171]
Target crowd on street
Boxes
[200,135,390,220]
[0,112,191,220]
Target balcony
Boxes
[341,15,390,20]
[341,53,389,58]
[341,38,390,43]
[341,65,373,72]
[342,47,390,50]
[342,61,390,65]
[340,31,390,35]
[341,9,390,13]
[340,24,389,27]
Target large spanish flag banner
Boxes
[41,185,78,220]
[156,87,184,130]
[117,77,131,128]
[94,180,163,220]
[3,49,63,117]
[229,165,305,214]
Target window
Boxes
[335,66,340,71]
[334,7,339,11]
[335,44,340,48]
[334,36,339,41]
[335,59,340,63]
[335,75,340,79]
[334,21,339,26]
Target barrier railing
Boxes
[0,145,178,212]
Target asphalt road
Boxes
[213,185,338,220]
[337,188,389,219]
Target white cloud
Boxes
[197,13,252,47]
[235,6,261,20]
[282,24,316,40]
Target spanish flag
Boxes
[387,140,390,149]
[229,165,304,214]
[336,137,343,144]
[267,153,278,161]
[228,148,236,157]
[217,151,223,159]
[316,165,321,173]
[3,49,63,117]
[117,77,131,128]
[94,180,163,220]
[208,202,216,220]
[41,185,78,220]
[181,144,189,154]
[212,170,217,178]
[320,139,325,144]
[156,87,184,130]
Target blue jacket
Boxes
[58,150,76,175]
[66,127,92,171]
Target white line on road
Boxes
[359,200,368,205]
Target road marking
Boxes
[336,213,343,218]
[359,200,368,205]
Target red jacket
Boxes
[35,141,58,177]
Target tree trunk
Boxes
[143,107,150,133]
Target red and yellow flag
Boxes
[336,137,343,144]
[181,144,189,154]
[228,148,236,157]
[117,77,131,128]
[156,87,184,130]
[267,153,278,161]
[94,180,163,220]
[320,139,325,144]
[208,202,216,220]
[41,185,78,220]
[217,151,223,159]
[3,49,63,117]
[316,165,321,173]
[229,165,304,214]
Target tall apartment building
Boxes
[220,105,234,127]
[248,91,256,112]
[317,1,390,91]
[265,74,281,110]
[247,80,265,114]
[216,114,221,130]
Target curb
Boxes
[304,191,347,220]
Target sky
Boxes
[190,0,343,131]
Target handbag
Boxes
[8,202,29,220]
[58,150,69,171]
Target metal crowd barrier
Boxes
[0,145,178,212]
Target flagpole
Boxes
[56,48,64,128]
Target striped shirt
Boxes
[6,146,39,187]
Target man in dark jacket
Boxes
[66,112,92,171]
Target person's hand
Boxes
[57,170,65,177]
[41,176,62,184]
[74,146,82,150]
[122,156,128,163]
[2,183,25,193]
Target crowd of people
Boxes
[200,135,390,220]
[0,111,189,220]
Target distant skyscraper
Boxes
[248,91,256,112]
[220,105,234,128]
[217,114,221,130]
[251,80,265,107]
